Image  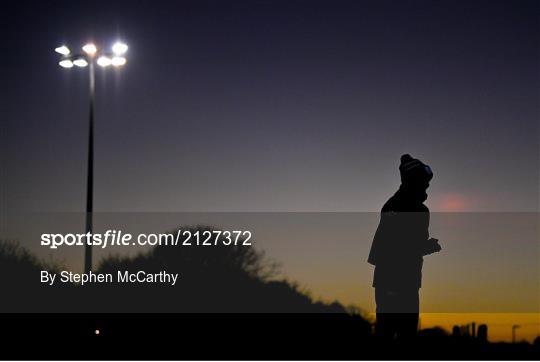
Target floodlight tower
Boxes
[55,41,128,273]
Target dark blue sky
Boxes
[2,0,538,212]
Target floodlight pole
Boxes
[55,42,127,272]
[84,61,95,274]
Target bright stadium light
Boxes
[73,58,88,67]
[112,42,128,55]
[97,56,112,67]
[54,39,129,273]
[59,59,74,68]
[111,56,127,66]
[55,45,71,55]
[82,43,97,56]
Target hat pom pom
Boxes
[400,154,413,164]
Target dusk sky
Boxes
[1,0,538,343]
[2,0,538,213]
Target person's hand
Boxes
[422,238,442,255]
[429,238,442,253]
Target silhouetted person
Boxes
[368,154,441,342]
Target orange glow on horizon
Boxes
[361,313,539,343]
[419,313,540,343]
[434,193,472,211]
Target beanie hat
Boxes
[399,154,433,184]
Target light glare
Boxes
[82,43,97,55]
[73,58,88,67]
[59,59,73,68]
[112,42,128,55]
[97,56,112,67]
[55,45,71,55]
[111,56,127,66]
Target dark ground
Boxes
[1,314,538,360]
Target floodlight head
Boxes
[82,43,97,56]
[55,45,71,55]
[97,56,112,67]
[73,58,88,67]
[112,42,128,55]
[111,56,127,66]
[59,59,74,68]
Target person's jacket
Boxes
[367,187,433,290]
